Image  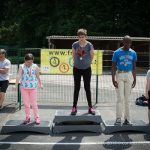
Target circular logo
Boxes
[59,63,69,73]
[49,57,60,67]
[68,57,73,67]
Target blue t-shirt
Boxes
[112,48,137,71]
[72,41,94,69]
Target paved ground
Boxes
[1,70,149,150]
[0,102,150,150]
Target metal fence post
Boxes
[96,74,99,104]
[95,50,100,104]
[18,83,21,110]
[17,48,21,109]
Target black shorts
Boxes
[0,80,9,93]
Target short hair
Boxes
[77,29,87,36]
[0,49,6,54]
[24,53,34,61]
[123,35,132,42]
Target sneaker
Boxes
[35,118,40,125]
[88,107,95,115]
[23,117,30,125]
[114,118,121,125]
[123,119,132,125]
[71,107,77,115]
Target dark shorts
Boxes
[0,80,9,93]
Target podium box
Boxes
[1,120,51,134]
[101,120,150,134]
[52,110,102,134]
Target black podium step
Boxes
[1,120,51,134]
[101,120,150,134]
[53,110,102,134]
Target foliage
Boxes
[1,0,150,47]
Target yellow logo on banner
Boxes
[41,49,103,75]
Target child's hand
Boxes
[39,84,43,89]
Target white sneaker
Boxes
[114,118,121,125]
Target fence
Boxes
[4,48,149,108]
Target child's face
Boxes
[123,40,132,50]
[78,35,86,43]
[0,53,5,59]
[25,60,33,67]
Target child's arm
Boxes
[0,61,11,74]
[145,79,150,99]
[0,68,9,74]
[36,65,43,88]
[15,65,22,89]
[72,48,75,63]
[90,49,94,63]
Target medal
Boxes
[77,47,85,60]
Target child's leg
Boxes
[29,89,39,120]
[21,88,30,119]
[73,67,82,107]
[83,67,92,107]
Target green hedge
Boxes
[8,56,40,64]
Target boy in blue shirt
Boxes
[112,35,137,125]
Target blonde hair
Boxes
[77,29,87,36]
